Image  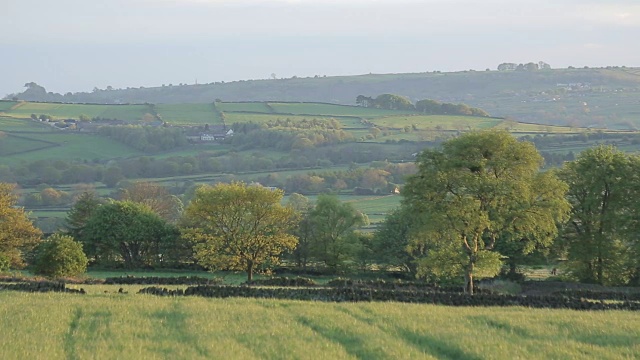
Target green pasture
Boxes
[0,133,143,165]
[267,102,414,117]
[0,134,55,156]
[370,115,502,130]
[223,112,340,125]
[0,117,58,132]
[98,104,150,122]
[0,101,18,112]
[0,292,637,359]
[0,103,149,122]
[155,103,220,125]
[216,102,273,113]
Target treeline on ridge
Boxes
[356,94,490,116]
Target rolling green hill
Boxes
[8,67,640,127]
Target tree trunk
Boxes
[464,261,475,295]
[247,261,254,282]
[597,257,604,285]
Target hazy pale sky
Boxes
[1,0,638,96]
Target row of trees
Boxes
[1,142,420,188]
[356,94,489,116]
[379,132,640,292]
[3,132,639,292]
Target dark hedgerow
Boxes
[104,276,222,285]
[244,277,318,287]
[0,281,85,294]
[137,285,640,311]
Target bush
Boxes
[0,254,10,273]
[34,234,88,278]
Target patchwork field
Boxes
[155,103,222,125]
[0,292,637,359]
[1,103,150,122]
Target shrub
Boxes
[0,254,10,273]
[34,234,88,278]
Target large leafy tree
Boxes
[403,131,569,293]
[81,200,181,268]
[308,194,368,271]
[181,182,298,281]
[0,183,42,268]
[558,145,640,285]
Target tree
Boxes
[0,183,42,268]
[373,207,423,273]
[102,166,124,188]
[66,191,102,241]
[308,194,368,271]
[34,233,88,277]
[181,182,298,281]
[374,94,414,110]
[558,145,640,285]
[81,200,181,267]
[119,182,183,222]
[403,131,570,293]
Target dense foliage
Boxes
[559,145,640,285]
[34,233,88,277]
[402,131,570,293]
[181,182,298,281]
[0,183,41,268]
[80,200,182,268]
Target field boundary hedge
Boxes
[138,285,640,311]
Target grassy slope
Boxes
[1,103,149,122]
[0,292,637,359]
[156,103,222,125]
[13,67,640,127]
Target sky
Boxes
[1,0,639,97]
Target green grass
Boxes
[216,102,273,113]
[156,103,221,125]
[223,112,339,125]
[0,134,55,155]
[0,132,143,165]
[370,115,502,130]
[0,292,638,359]
[0,103,150,122]
[0,117,56,132]
[268,102,414,117]
[0,101,18,112]
[98,104,150,122]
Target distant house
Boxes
[186,125,234,143]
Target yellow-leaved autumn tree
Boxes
[0,183,42,269]
[181,182,298,281]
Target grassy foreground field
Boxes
[1,292,638,360]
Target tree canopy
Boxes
[181,182,298,281]
[34,233,88,278]
[307,194,368,271]
[0,183,42,268]
[559,145,640,285]
[80,200,181,268]
[402,131,569,293]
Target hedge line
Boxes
[104,276,222,285]
[552,290,640,302]
[0,281,85,294]
[137,285,640,311]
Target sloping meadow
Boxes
[1,291,638,359]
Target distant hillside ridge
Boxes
[6,67,640,127]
